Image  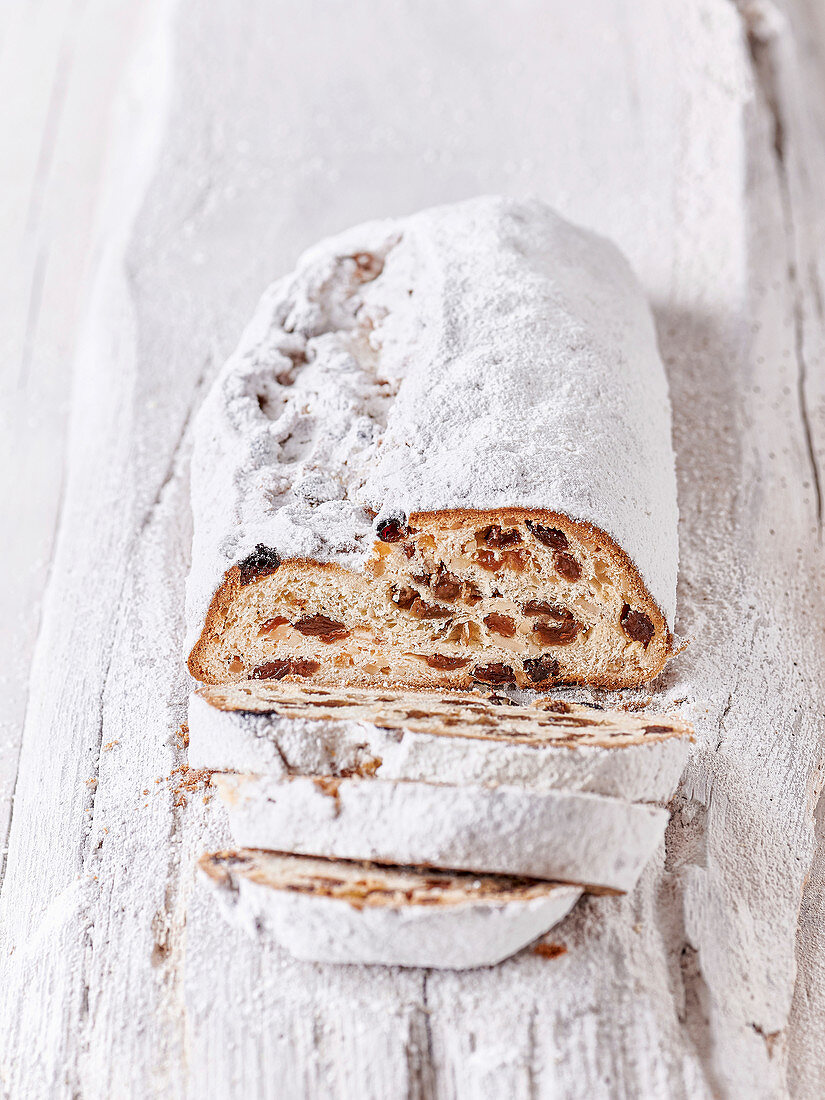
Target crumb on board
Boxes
[177,723,189,748]
[169,765,214,808]
[102,740,119,751]
[619,696,653,711]
[141,766,215,809]
[533,942,568,959]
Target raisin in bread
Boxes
[213,772,668,893]
[199,850,582,969]
[187,197,678,691]
[190,682,692,802]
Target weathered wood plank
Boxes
[2,1,824,1098]
[0,0,157,868]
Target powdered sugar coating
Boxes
[216,773,669,893]
[186,197,678,654]
[199,850,582,970]
[187,687,691,802]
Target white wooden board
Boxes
[2,1,824,1097]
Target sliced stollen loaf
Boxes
[189,682,692,802]
[199,850,582,969]
[186,196,678,692]
[213,772,668,894]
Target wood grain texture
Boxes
[2,1,824,1097]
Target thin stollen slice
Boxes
[198,849,582,970]
[213,773,669,894]
[186,196,679,693]
[189,682,692,802]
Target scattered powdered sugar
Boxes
[186,196,678,652]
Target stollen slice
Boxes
[213,773,668,894]
[186,196,678,693]
[199,849,582,970]
[189,681,692,802]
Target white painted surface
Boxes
[1,1,824,1097]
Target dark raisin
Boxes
[411,573,431,586]
[533,620,581,646]
[499,528,522,547]
[620,604,655,647]
[488,694,517,705]
[554,552,582,582]
[523,601,573,621]
[393,586,418,610]
[480,525,522,548]
[294,615,350,642]
[403,543,416,559]
[425,655,471,670]
[523,656,561,683]
[431,566,462,602]
[483,613,517,638]
[238,544,281,585]
[644,724,673,734]
[250,659,290,680]
[543,699,571,712]
[410,599,453,620]
[526,521,568,550]
[377,517,409,543]
[473,663,516,685]
[290,658,321,677]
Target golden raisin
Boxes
[431,566,462,602]
[533,620,581,646]
[475,549,503,572]
[425,655,471,670]
[290,658,320,677]
[250,660,290,680]
[472,663,516,685]
[554,552,582,581]
[483,613,517,638]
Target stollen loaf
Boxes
[187,196,678,691]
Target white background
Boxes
[2,1,825,1096]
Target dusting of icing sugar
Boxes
[186,196,678,653]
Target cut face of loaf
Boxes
[214,773,668,893]
[189,509,672,690]
[190,682,692,802]
[186,197,679,693]
[199,849,582,969]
